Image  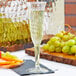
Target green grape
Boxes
[61,41,65,47]
[47,40,52,45]
[73,37,76,41]
[55,47,62,52]
[49,45,55,52]
[50,36,61,42]
[0,13,3,16]
[42,44,49,51]
[62,46,70,53]
[62,35,69,41]
[66,39,75,46]
[71,45,76,54]
[54,41,61,47]
[68,33,75,39]
[56,32,63,38]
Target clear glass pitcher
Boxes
[44,0,64,35]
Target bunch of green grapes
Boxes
[62,38,76,55]
[0,16,31,46]
[0,13,3,17]
[42,36,62,53]
[42,31,76,55]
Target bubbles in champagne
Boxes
[30,11,44,45]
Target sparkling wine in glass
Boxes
[27,2,49,73]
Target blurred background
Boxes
[0,0,76,52]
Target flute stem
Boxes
[34,45,40,69]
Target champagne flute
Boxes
[27,2,49,73]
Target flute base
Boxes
[12,60,54,75]
[26,67,49,74]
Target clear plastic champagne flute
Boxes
[27,2,49,73]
